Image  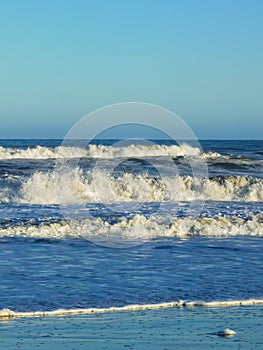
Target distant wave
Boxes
[1,299,263,319]
[0,145,87,159]
[0,144,217,159]
[17,170,263,204]
[1,214,262,239]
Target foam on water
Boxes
[0,141,262,325]
[19,169,263,204]
[0,144,217,159]
[0,145,86,159]
[0,188,12,204]
[0,299,262,319]
[1,214,262,239]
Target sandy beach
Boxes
[1,305,262,349]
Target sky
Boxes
[0,0,262,139]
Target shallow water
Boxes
[1,306,262,350]
[0,237,262,312]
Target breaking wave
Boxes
[0,144,216,159]
[19,169,263,204]
[1,214,262,239]
[1,299,262,319]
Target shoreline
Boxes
[1,305,262,350]
[1,298,263,319]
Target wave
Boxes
[0,145,87,159]
[19,170,263,204]
[1,299,263,319]
[1,214,262,239]
[0,144,217,159]
[0,187,12,204]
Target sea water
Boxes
[0,140,262,314]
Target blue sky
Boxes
[0,0,262,139]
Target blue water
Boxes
[0,140,262,312]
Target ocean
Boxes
[0,139,262,314]
[0,139,262,320]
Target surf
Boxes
[1,214,262,239]
[1,299,263,319]
[18,170,263,204]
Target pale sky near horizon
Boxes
[0,0,262,139]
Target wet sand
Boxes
[0,305,262,349]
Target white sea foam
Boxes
[0,299,262,319]
[0,188,12,204]
[1,214,262,239]
[19,169,263,204]
[0,144,217,159]
[0,145,86,159]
